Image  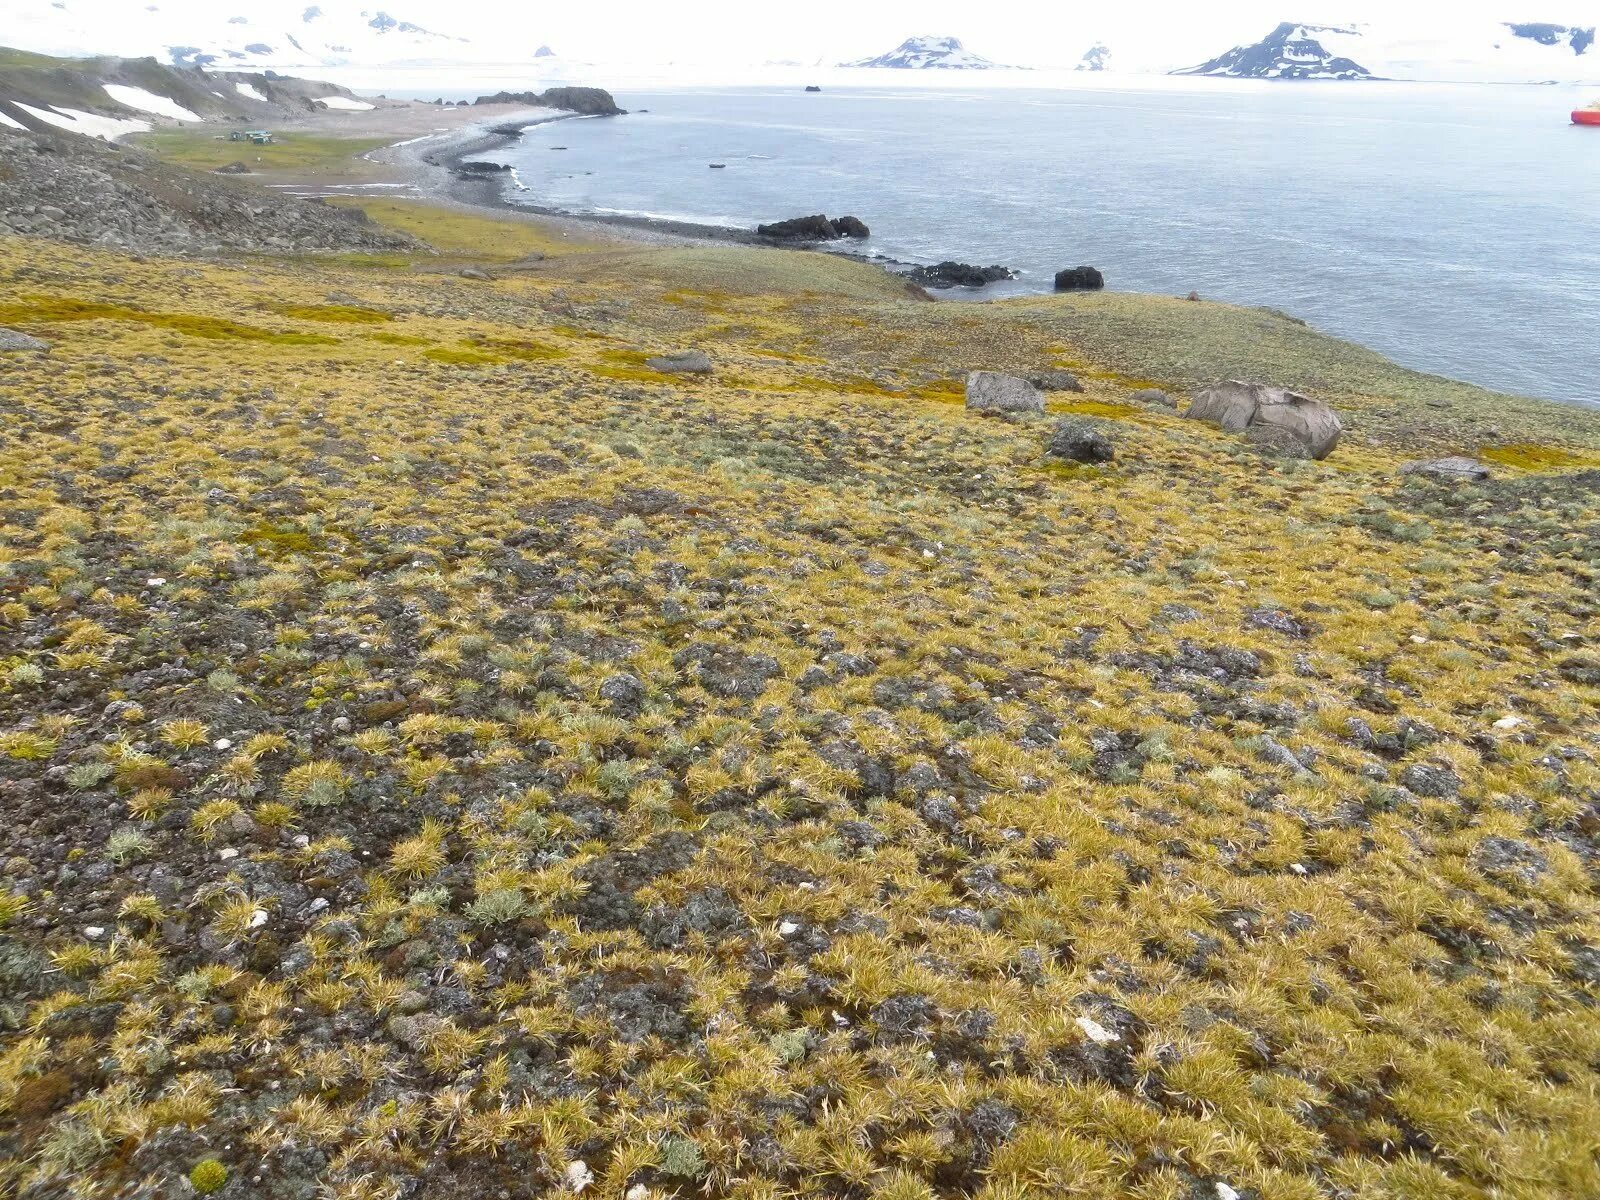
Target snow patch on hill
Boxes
[102,83,202,121]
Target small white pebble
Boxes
[797,881,815,891]
[565,1160,593,1193]
[292,834,310,848]
[84,926,105,938]
[1216,1185,1241,1200]
[1410,635,1428,644]
[248,909,269,930]
[1075,1016,1119,1045]
[1492,715,1523,730]
[778,920,800,936]
[146,577,166,587]
[625,1187,650,1200]
[218,848,240,861]
[213,738,232,751]
[1290,862,1308,876]
[308,898,329,914]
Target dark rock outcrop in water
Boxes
[906,261,1015,289]
[454,160,512,175]
[756,214,870,241]
[805,85,822,92]
[472,87,625,116]
[1054,266,1104,291]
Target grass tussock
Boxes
[0,220,1597,1200]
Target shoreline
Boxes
[374,110,949,276]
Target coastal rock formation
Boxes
[906,261,1015,289]
[1054,266,1105,291]
[1046,418,1116,463]
[1186,380,1343,460]
[805,85,822,92]
[453,160,511,175]
[756,214,870,241]
[472,87,625,116]
[965,371,1044,414]
[1400,456,1492,481]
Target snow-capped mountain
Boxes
[1077,44,1111,72]
[842,36,1012,70]
[1175,18,1596,82]
[1176,23,1374,79]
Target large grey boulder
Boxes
[1400,456,1490,481]
[965,371,1043,415]
[1186,380,1342,460]
[646,350,714,374]
[0,327,49,353]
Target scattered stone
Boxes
[1398,762,1461,799]
[1130,387,1173,407]
[1054,265,1105,291]
[0,327,49,353]
[906,261,1015,289]
[1186,380,1343,460]
[646,349,714,374]
[1075,1015,1119,1044]
[1245,608,1309,638]
[458,267,493,281]
[1045,417,1115,464]
[756,214,869,240]
[211,161,251,174]
[965,371,1044,415]
[1400,456,1491,481]
[1028,369,1084,393]
[1469,836,1548,886]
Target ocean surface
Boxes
[461,80,1600,405]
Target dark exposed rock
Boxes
[1469,836,1548,887]
[1028,369,1084,392]
[1053,265,1104,291]
[472,86,625,115]
[756,214,869,240]
[1045,417,1115,464]
[906,261,1015,289]
[1130,387,1174,406]
[1398,763,1461,799]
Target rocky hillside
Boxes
[0,48,373,139]
[0,127,417,254]
[0,181,1597,1200]
[1175,23,1375,80]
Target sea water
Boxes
[473,79,1598,405]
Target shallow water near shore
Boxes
[453,80,1599,405]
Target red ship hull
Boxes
[1574,110,1600,126]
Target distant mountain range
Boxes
[841,36,1013,70]
[1176,19,1595,81]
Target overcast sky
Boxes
[25,1,1600,67]
[353,2,1600,63]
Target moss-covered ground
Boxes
[0,202,1597,1200]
